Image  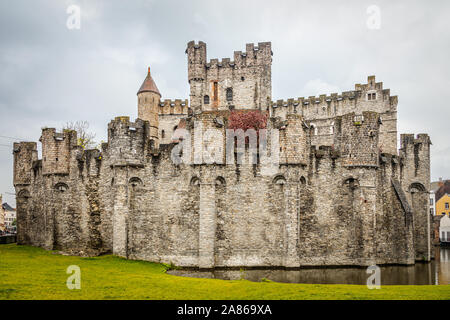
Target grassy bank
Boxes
[0,244,448,300]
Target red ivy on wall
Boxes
[228,110,268,131]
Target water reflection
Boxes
[168,247,450,285]
[436,247,450,285]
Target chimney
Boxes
[439,177,444,187]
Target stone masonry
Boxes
[13,41,432,267]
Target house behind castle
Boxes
[13,41,432,268]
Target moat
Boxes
[168,247,450,285]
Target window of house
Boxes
[204,95,210,104]
[446,202,449,209]
[430,198,434,205]
[226,88,233,101]
[368,94,372,101]
[372,93,376,100]
[213,82,218,101]
[161,130,165,138]
[430,208,434,215]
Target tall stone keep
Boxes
[186,41,272,113]
[137,67,161,149]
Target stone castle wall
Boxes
[13,40,432,268]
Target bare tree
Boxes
[63,121,96,149]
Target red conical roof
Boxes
[137,67,161,96]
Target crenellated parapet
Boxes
[40,128,77,176]
[186,40,272,112]
[159,99,189,115]
[105,117,149,167]
[203,42,272,69]
[13,142,38,186]
[271,76,398,119]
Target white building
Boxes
[430,190,436,216]
[440,215,450,243]
[0,195,4,232]
[2,203,16,233]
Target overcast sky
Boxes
[0,0,449,206]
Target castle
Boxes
[13,41,432,268]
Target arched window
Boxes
[300,176,306,185]
[273,175,286,185]
[204,95,210,104]
[410,182,425,193]
[129,177,143,187]
[215,176,226,187]
[226,88,233,101]
[54,182,69,193]
[18,189,30,199]
[190,176,200,186]
[343,177,359,190]
[161,130,165,138]
[310,124,318,136]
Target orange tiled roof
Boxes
[137,67,161,96]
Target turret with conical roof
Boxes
[137,67,161,149]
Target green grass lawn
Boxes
[0,244,449,300]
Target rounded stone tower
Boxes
[137,67,161,147]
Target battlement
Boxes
[186,40,206,50]
[400,133,431,148]
[107,117,149,166]
[39,128,77,175]
[270,76,398,120]
[271,91,361,109]
[108,116,148,135]
[271,90,398,110]
[355,75,384,91]
[159,99,189,115]
[13,142,38,186]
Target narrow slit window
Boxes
[213,82,218,101]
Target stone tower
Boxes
[186,41,272,113]
[186,41,207,114]
[137,67,161,148]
